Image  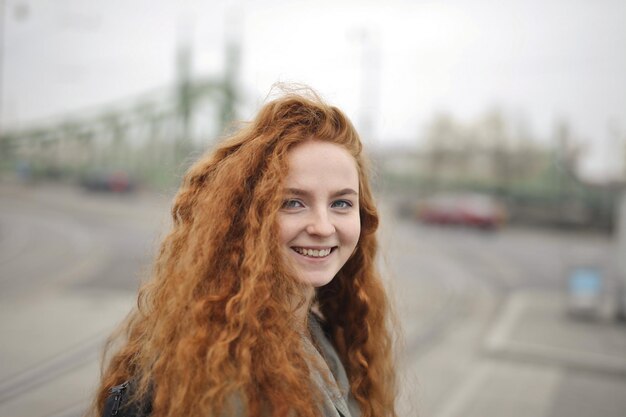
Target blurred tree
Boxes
[424,113,459,189]
[477,109,512,188]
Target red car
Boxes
[416,193,507,229]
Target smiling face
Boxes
[278,140,361,287]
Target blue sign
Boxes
[568,267,602,295]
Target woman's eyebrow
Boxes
[331,188,358,198]
[284,187,358,197]
[284,188,309,197]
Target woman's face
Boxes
[278,140,361,287]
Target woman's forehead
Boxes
[284,141,359,188]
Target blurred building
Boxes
[378,112,617,231]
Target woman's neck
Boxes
[292,286,315,333]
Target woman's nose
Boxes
[306,210,336,236]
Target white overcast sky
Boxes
[3,0,626,180]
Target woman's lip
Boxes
[290,246,337,250]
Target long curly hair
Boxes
[88,91,397,417]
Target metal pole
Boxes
[616,192,626,321]
[0,0,6,138]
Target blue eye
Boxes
[282,199,304,209]
[331,200,353,209]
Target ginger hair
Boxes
[88,91,397,417]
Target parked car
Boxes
[416,193,507,229]
[81,170,136,193]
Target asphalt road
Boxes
[0,182,624,417]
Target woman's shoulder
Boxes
[102,380,152,417]
[101,379,248,417]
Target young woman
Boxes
[89,91,397,417]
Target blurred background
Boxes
[1,0,625,416]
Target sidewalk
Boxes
[485,290,626,377]
[425,291,626,417]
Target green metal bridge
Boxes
[0,43,240,188]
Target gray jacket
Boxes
[306,314,361,417]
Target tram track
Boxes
[0,335,105,404]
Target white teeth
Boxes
[294,247,332,258]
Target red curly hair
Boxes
[88,91,397,417]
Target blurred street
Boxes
[1,182,625,417]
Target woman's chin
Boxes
[298,272,335,288]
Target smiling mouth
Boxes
[291,247,337,258]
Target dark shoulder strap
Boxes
[102,380,152,417]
